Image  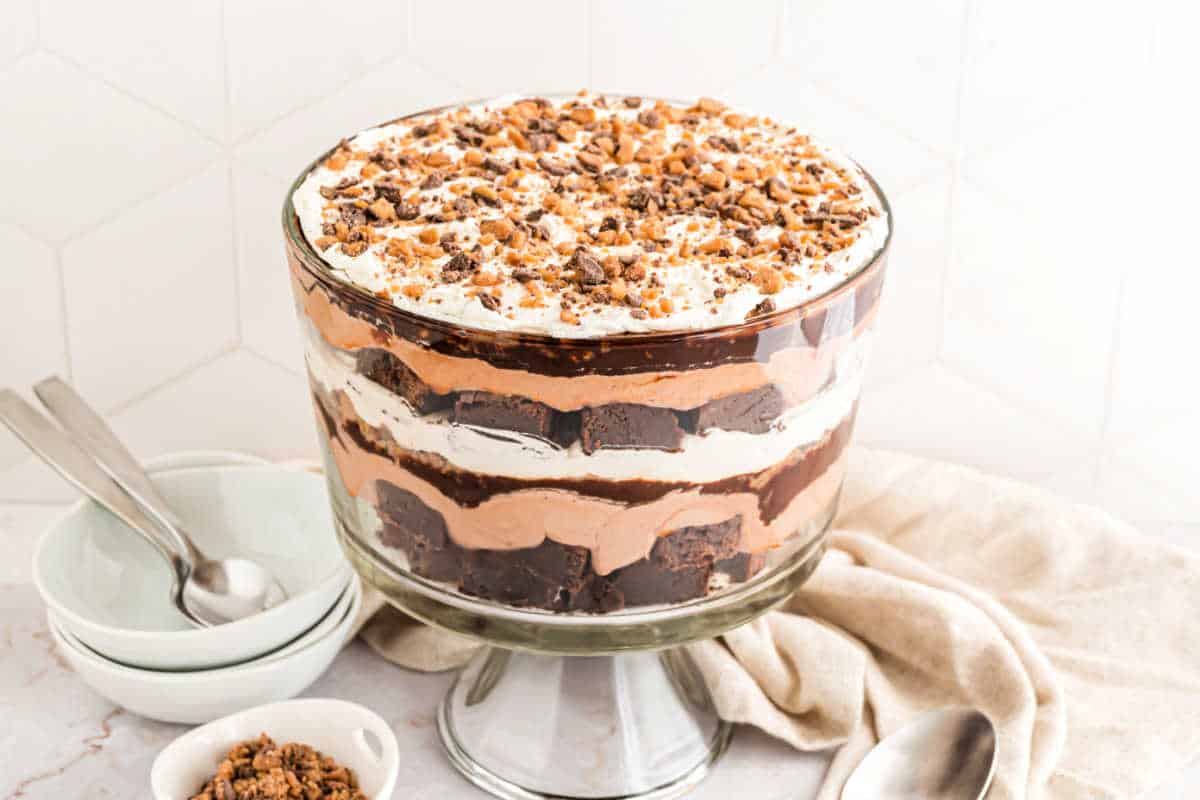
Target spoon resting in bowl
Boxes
[0,380,286,626]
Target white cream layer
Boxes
[292,94,889,338]
[305,324,866,483]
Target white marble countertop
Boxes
[1,505,1195,799]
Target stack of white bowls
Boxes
[34,451,359,724]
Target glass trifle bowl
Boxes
[283,93,890,799]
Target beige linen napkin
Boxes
[343,447,1200,799]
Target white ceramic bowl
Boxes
[35,456,351,670]
[150,698,399,800]
[48,573,362,724]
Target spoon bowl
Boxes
[842,707,997,800]
[185,558,291,626]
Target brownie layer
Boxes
[356,344,785,446]
[324,386,851,520]
[377,485,766,611]
[314,384,852,576]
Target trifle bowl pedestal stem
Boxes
[439,648,731,800]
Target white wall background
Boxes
[1,0,1197,547]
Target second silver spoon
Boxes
[842,707,997,800]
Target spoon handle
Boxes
[33,377,201,562]
[0,389,203,623]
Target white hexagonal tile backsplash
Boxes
[0,224,65,472]
[40,0,227,141]
[590,0,777,98]
[61,164,238,411]
[0,0,36,68]
[410,0,588,96]
[0,0,1196,546]
[0,53,220,242]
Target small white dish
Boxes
[35,458,350,670]
[150,698,399,800]
[48,573,362,724]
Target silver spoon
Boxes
[842,707,997,800]
[0,382,286,626]
[31,377,288,625]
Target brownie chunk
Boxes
[597,557,712,608]
[655,517,741,566]
[355,348,449,414]
[586,517,744,608]
[375,483,462,582]
[714,551,766,582]
[579,403,685,454]
[461,540,592,610]
[689,385,784,434]
[451,391,560,441]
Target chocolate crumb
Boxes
[570,249,605,285]
[638,109,662,128]
[537,156,570,176]
[748,298,776,318]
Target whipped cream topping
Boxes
[292,92,888,338]
[305,319,868,483]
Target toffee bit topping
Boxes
[188,733,366,800]
[297,91,887,332]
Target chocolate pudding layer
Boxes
[285,93,889,612]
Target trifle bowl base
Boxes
[438,647,732,799]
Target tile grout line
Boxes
[935,0,975,359]
[104,342,239,418]
[50,245,74,383]
[230,42,415,148]
[807,78,954,170]
[217,0,243,344]
[54,158,222,248]
[772,0,789,61]
[41,47,224,148]
[584,0,594,88]
[0,215,58,250]
[405,0,415,57]
[1088,266,1129,488]
[30,0,41,49]
[239,346,305,381]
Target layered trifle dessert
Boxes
[285,93,889,613]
